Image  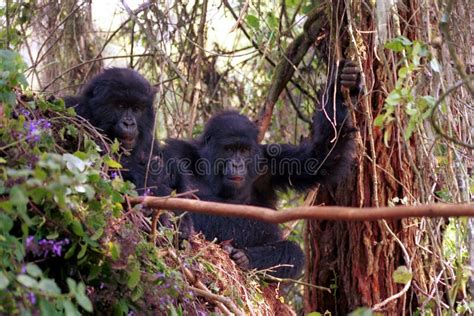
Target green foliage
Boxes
[0,49,27,113]
[375,37,439,145]
[348,307,374,316]
[0,1,33,49]
[0,50,190,314]
[392,265,412,284]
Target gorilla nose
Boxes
[121,119,136,131]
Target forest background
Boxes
[0,0,473,315]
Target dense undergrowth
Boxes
[0,50,289,315]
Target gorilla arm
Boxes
[259,61,359,192]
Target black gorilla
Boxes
[64,68,169,196]
[164,62,360,279]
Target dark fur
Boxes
[163,63,359,279]
[65,68,195,239]
[64,68,169,196]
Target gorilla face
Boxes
[219,141,255,190]
[65,68,156,152]
[200,112,261,200]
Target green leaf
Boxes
[393,265,412,284]
[63,154,86,172]
[131,285,144,301]
[404,119,417,140]
[64,242,77,259]
[246,14,260,28]
[0,213,13,232]
[349,307,373,316]
[75,282,93,312]
[63,300,80,316]
[127,262,141,289]
[104,156,122,169]
[26,263,43,278]
[17,274,38,288]
[77,243,87,259]
[10,185,28,207]
[0,271,10,290]
[385,91,402,106]
[109,242,121,261]
[46,231,59,239]
[67,278,77,294]
[90,228,104,241]
[39,298,59,315]
[70,219,85,237]
[266,12,278,29]
[373,114,385,127]
[38,278,61,294]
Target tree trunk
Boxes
[33,0,102,94]
[305,0,472,314]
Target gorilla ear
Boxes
[150,85,158,96]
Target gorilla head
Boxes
[64,68,156,152]
[198,111,262,200]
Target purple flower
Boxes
[28,292,36,305]
[19,108,31,118]
[23,119,52,144]
[26,236,34,248]
[110,172,118,179]
[25,236,70,258]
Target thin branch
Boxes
[222,0,315,105]
[430,77,474,149]
[120,0,188,84]
[167,249,244,316]
[439,0,474,95]
[255,5,327,141]
[187,286,244,316]
[41,54,155,92]
[228,0,250,33]
[129,196,474,223]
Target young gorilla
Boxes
[164,61,360,279]
[64,68,170,197]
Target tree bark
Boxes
[305,0,472,314]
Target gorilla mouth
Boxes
[121,137,136,149]
[227,176,244,182]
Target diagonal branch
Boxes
[255,5,328,142]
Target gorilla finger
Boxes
[340,80,358,88]
[222,244,235,254]
[340,73,358,81]
[343,60,358,68]
[231,251,250,268]
[342,66,360,75]
[231,249,247,260]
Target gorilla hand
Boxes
[222,243,250,270]
[340,60,362,95]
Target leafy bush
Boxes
[0,50,192,315]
